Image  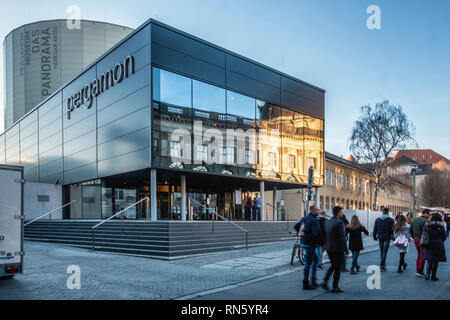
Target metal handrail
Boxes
[91,197,149,250]
[24,200,76,227]
[189,197,249,250]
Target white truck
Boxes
[0,165,24,279]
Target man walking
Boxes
[410,209,430,277]
[296,205,320,290]
[373,207,395,271]
[321,206,348,293]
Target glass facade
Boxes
[152,67,324,185]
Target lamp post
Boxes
[410,163,419,218]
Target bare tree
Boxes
[418,170,450,208]
[349,100,416,210]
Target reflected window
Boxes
[227,91,255,120]
[268,152,277,167]
[170,141,183,158]
[196,144,208,162]
[288,155,296,168]
[221,147,234,164]
[153,68,191,108]
[193,80,225,114]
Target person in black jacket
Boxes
[321,206,349,293]
[317,211,327,269]
[340,213,350,272]
[346,215,369,274]
[296,205,321,290]
[373,207,395,271]
[423,213,447,281]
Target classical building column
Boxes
[260,181,265,221]
[151,169,157,221]
[315,187,320,209]
[273,185,277,221]
[181,175,187,221]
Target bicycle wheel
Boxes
[290,245,298,265]
[298,247,305,265]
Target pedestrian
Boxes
[443,213,450,236]
[296,205,320,290]
[393,215,411,273]
[346,215,369,274]
[340,213,349,272]
[321,206,348,293]
[409,209,430,277]
[406,212,413,224]
[317,210,327,269]
[373,207,395,271]
[244,193,252,221]
[423,213,447,281]
[253,193,262,221]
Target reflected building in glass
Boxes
[0,19,325,221]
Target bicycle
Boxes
[289,231,305,265]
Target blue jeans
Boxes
[351,250,360,270]
[379,239,390,267]
[302,245,318,283]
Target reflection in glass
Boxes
[152,68,191,108]
[227,91,255,121]
[193,80,225,114]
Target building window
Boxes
[152,67,191,108]
[330,170,335,186]
[221,147,234,164]
[268,152,277,167]
[170,141,183,158]
[288,154,296,168]
[196,144,208,162]
[346,199,349,210]
[320,196,324,210]
[245,149,255,164]
[331,197,335,208]
[307,157,317,170]
[325,169,329,185]
[227,90,256,121]
[193,79,226,114]
[326,197,330,210]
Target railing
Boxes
[265,203,299,230]
[188,197,249,250]
[24,200,77,228]
[91,197,149,250]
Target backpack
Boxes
[394,233,409,249]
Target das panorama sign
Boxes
[66,55,135,119]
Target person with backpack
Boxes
[373,207,395,271]
[295,205,320,290]
[393,215,411,273]
[321,206,348,293]
[346,215,369,274]
[423,213,447,281]
[410,209,430,277]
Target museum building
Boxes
[0,18,325,221]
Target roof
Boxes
[393,149,450,165]
[325,152,370,174]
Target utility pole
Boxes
[411,164,418,218]
[305,166,314,216]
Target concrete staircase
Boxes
[24,220,297,259]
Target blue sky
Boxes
[1,0,449,158]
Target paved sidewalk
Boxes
[200,236,378,271]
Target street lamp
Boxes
[410,163,419,218]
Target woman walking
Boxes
[423,213,447,281]
[393,215,411,273]
[346,215,369,274]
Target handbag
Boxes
[420,226,430,248]
[394,233,409,249]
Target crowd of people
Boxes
[294,206,448,293]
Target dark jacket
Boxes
[318,217,327,246]
[423,221,447,262]
[325,217,348,254]
[346,226,369,251]
[373,214,395,241]
[296,213,320,247]
[409,216,428,239]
